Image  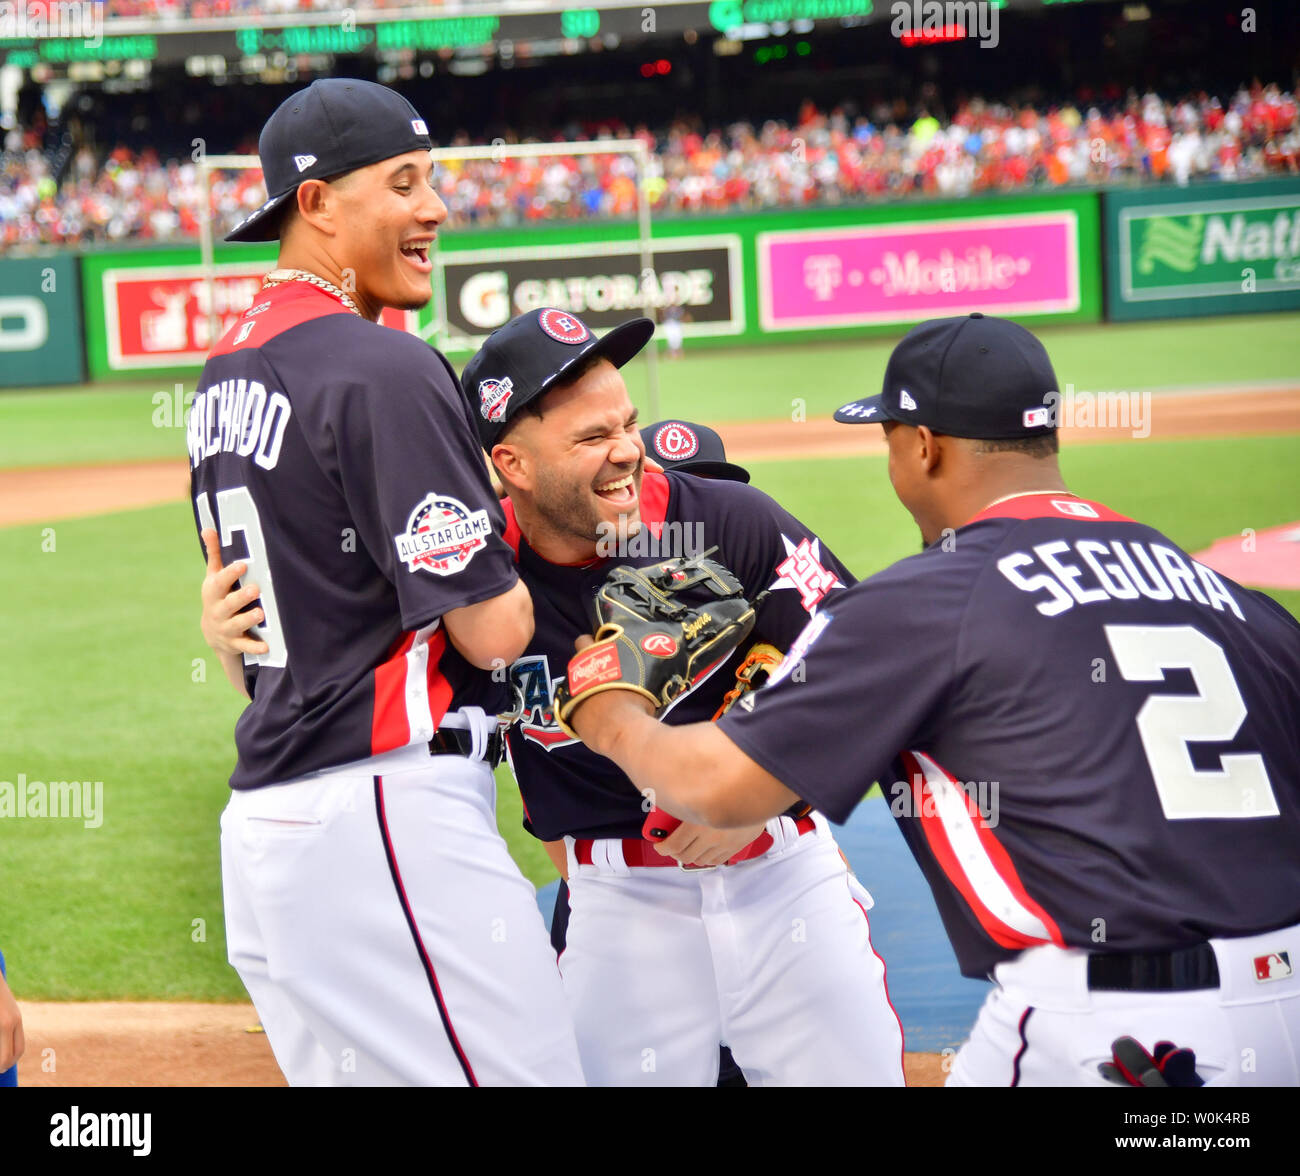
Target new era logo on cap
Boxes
[293,154,318,172]
[899,390,918,411]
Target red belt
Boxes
[574,815,816,870]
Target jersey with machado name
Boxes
[721,493,1300,977]
[188,282,516,790]
[505,469,852,841]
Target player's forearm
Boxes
[217,650,250,699]
[590,701,798,828]
[443,577,535,669]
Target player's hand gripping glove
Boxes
[552,552,759,741]
[1098,1037,1206,1087]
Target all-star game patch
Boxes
[479,376,515,422]
[538,308,590,344]
[395,493,492,576]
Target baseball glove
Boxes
[553,551,759,740]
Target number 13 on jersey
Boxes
[196,486,289,668]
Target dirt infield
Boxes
[1,386,1296,528]
[11,1000,948,1086]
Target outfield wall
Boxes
[2,178,1297,387]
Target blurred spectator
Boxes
[2,82,1296,248]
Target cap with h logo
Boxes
[461,309,654,450]
[225,79,433,243]
[834,313,1061,438]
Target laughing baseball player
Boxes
[459,309,905,1087]
[190,80,582,1086]
[561,313,1300,1086]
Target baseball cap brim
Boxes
[675,460,751,483]
[225,190,297,243]
[833,393,895,425]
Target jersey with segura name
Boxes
[720,492,1300,977]
[188,281,517,790]
[504,469,852,841]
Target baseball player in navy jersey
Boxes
[456,309,905,1087]
[190,80,582,1086]
[562,313,1300,1086]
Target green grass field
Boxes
[2,313,1298,469]
[1,316,1297,1000]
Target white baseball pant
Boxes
[948,924,1300,1086]
[558,813,906,1086]
[220,722,585,1086]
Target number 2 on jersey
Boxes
[1104,624,1278,820]
[196,487,288,668]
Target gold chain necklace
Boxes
[261,268,362,317]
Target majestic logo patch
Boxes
[394,493,492,576]
[898,390,918,411]
[769,535,843,613]
[653,423,699,461]
[538,308,590,344]
[641,632,678,657]
[293,154,318,172]
[1052,499,1099,519]
[1023,407,1052,428]
[510,655,576,751]
[478,376,515,423]
[233,321,256,346]
[411,118,428,135]
[1254,951,1293,982]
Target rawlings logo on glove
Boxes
[553,551,760,740]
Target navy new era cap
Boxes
[462,309,654,450]
[225,79,433,243]
[834,313,1061,439]
[640,420,750,483]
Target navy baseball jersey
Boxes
[721,492,1300,977]
[505,469,853,841]
[188,282,516,790]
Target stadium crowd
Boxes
[2,84,1297,248]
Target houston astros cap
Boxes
[640,420,750,483]
[462,309,654,449]
[225,79,434,243]
[834,313,1061,439]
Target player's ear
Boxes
[915,425,943,474]
[491,442,532,494]
[293,180,336,235]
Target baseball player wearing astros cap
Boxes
[191,81,583,1086]
[458,308,905,1087]
[562,312,1300,1086]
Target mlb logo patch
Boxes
[293,154,318,172]
[1023,407,1052,428]
[1052,499,1099,518]
[1254,951,1293,982]
[411,119,428,135]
